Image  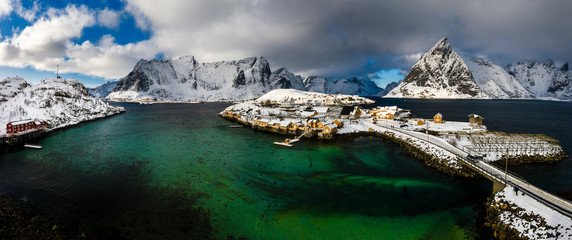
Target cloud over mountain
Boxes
[0,0,571,83]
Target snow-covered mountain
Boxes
[106,56,383,101]
[304,76,382,96]
[88,81,118,98]
[107,56,307,101]
[376,80,401,97]
[386,38,487,99]
[266,67,306,91]
[467,58,534,99]
[0,77,125,135]
[506,60,572,100]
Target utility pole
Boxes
[426,121,429,147]
[504,148,508,186]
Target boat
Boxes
[229,125,244,128]
[139,102,153,105]
[24,144,42,149]
[286,138,300,143]
[273,141,293,147]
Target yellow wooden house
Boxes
[434,113,443,124]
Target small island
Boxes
[220,89,571,239]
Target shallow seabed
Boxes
[1,102,497,239]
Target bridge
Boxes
[362,120,572,218]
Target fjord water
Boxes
[0,99,570,239]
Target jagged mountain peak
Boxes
[386,38,486,99]
[427,37,452,58]
[560,63,569,72]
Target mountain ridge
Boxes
[106,56,383,101]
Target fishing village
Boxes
[220,89,572,239]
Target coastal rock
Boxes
[386,37,487,99]
[0,77,125,135]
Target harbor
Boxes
[219,90,571,239]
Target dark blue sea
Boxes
[0,99,570,239]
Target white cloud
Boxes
[98,8,121,29]
[0,0,12,18]
[13,0,40,22]
[2,0,572,82]
[0,4,158,79]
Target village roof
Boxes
[301,111,316,117]
[340,106,355,115]
[268,119,281,125]
[325,123,338,129]
[468,113,484,119]
[314,107,329,113]
[434,113,443,117]
[9,119,34,125]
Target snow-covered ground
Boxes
[254,89,374,105]
[492,185,572,239]
[0,77,125,135]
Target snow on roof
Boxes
[468,113,483,119]
[9,119,34,125]
[314,107,329,113]
[434,113,443,117]
[301,111,315,117]
[325,123,338,129]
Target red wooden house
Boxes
[6,119,45,135]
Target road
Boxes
[362,119,572,218]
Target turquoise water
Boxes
[0,102,493,239]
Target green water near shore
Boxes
[0,102,491,239]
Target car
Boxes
[399,124,408,128]
[467,154,483,163]
[372,121,377,124]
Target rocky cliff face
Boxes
[107,55,383,101]
[0,77,124,135]
[506,60,572,100]
[467,58,534,99]
[108,56,296,101]
[88,81,118,98]
[386,38,486,98]
[376,80,401,97]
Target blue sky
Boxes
[0,0,570,88]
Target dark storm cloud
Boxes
[130,0,571,78]
[3,0,571,80]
